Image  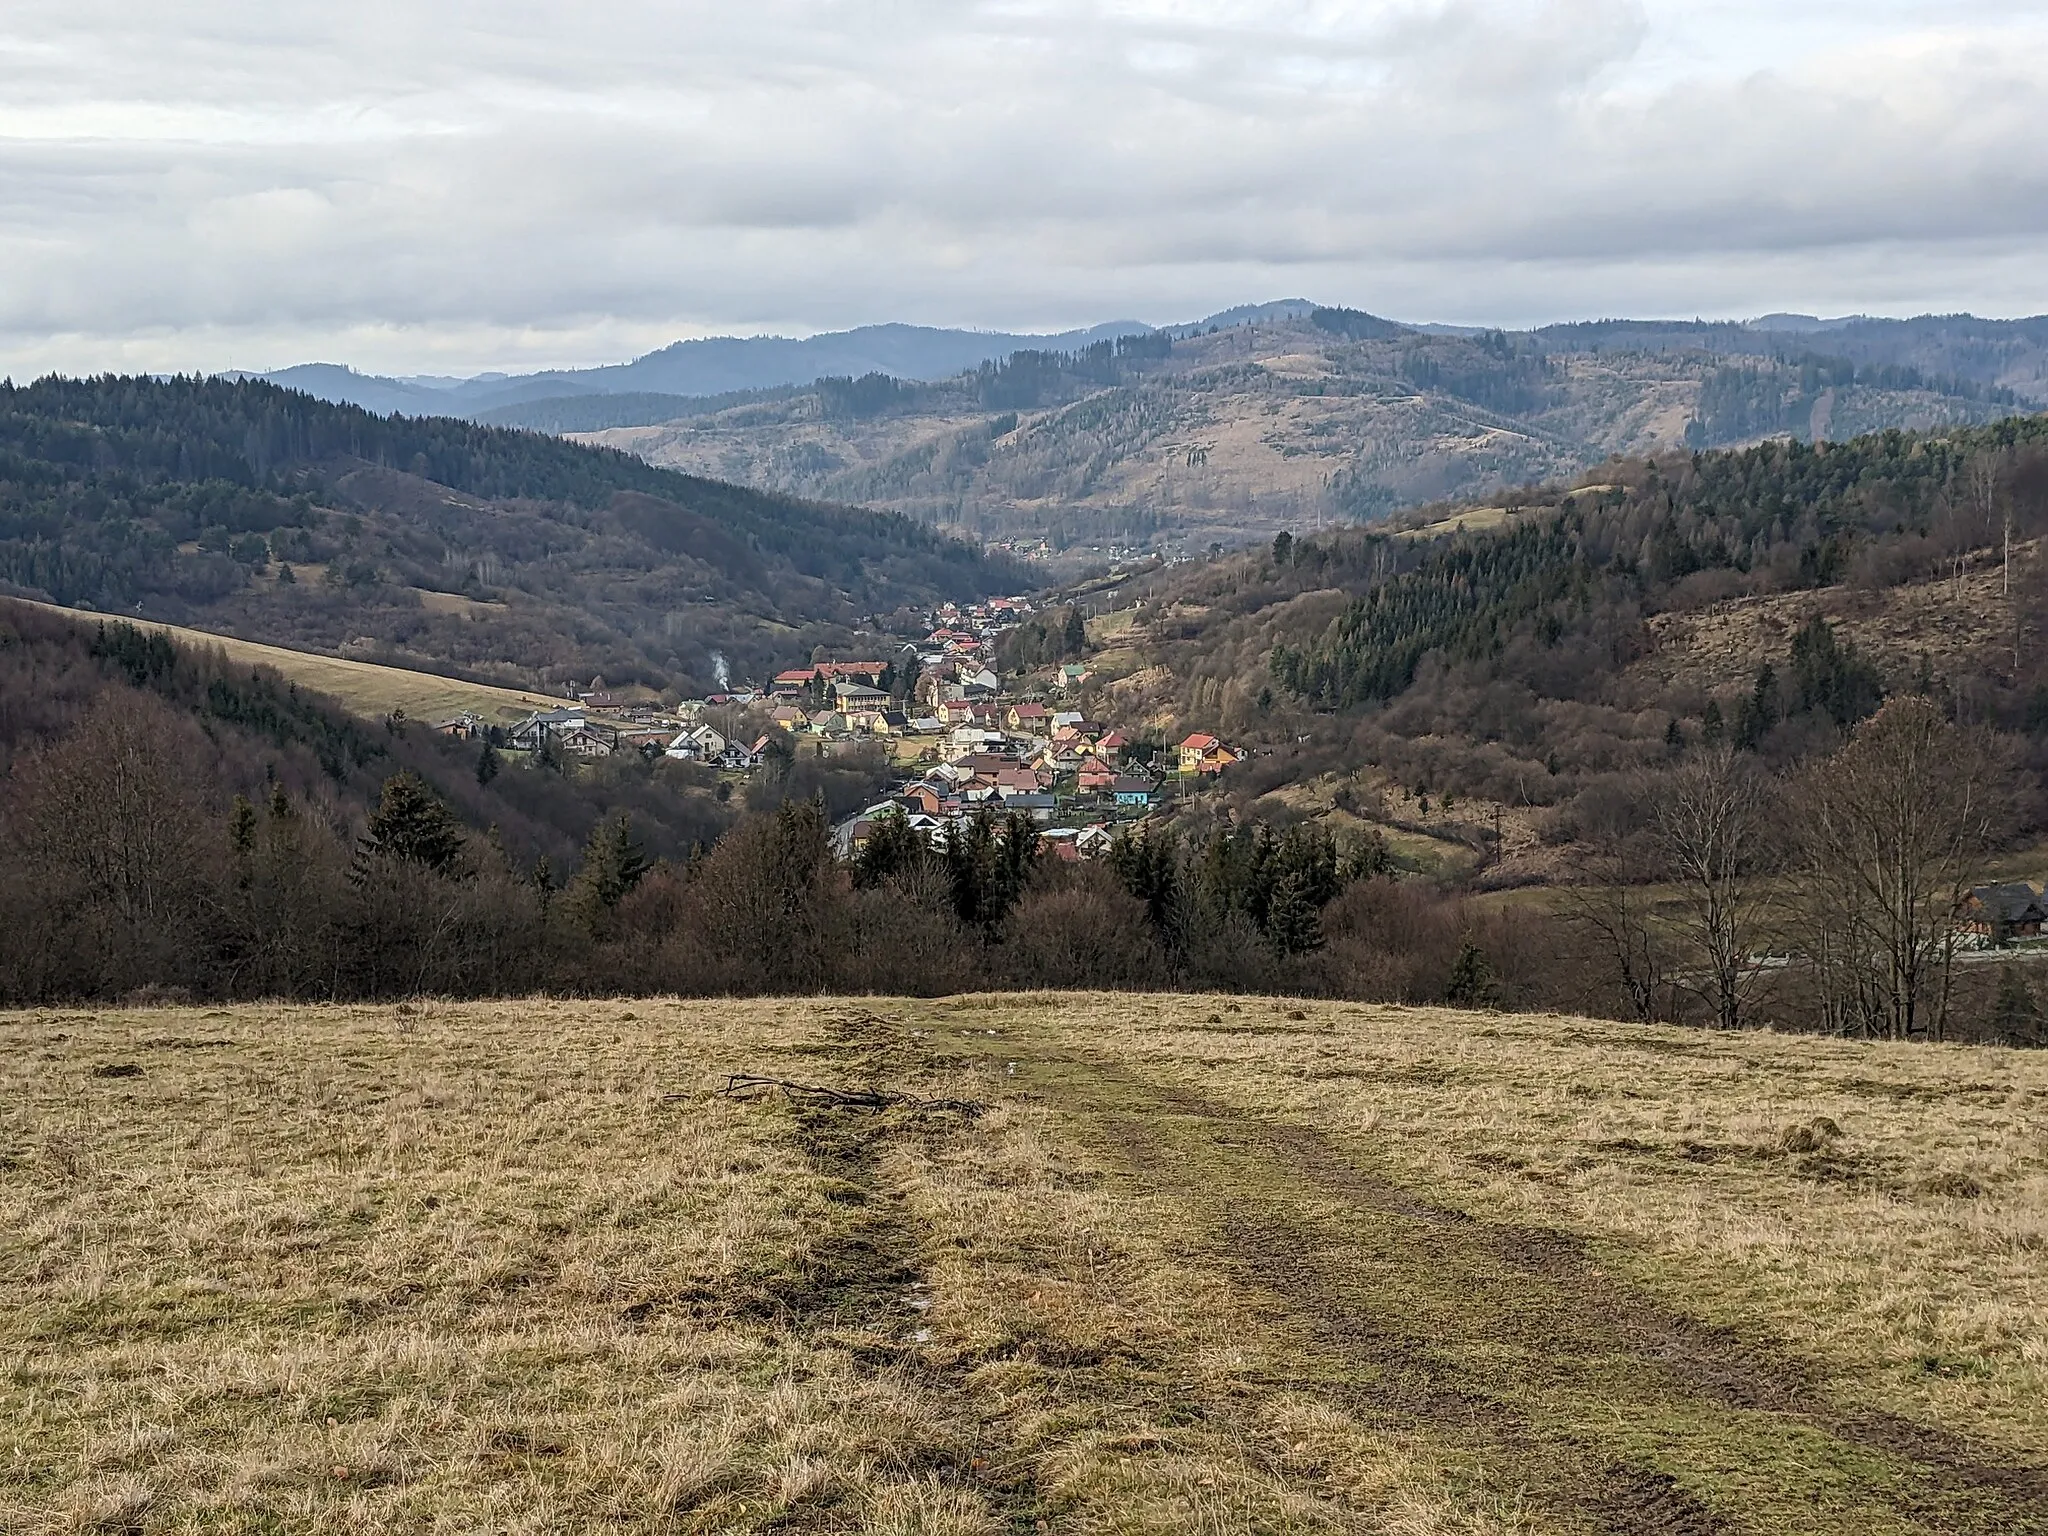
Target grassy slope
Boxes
[18,599,557,725]
[4,998,2044,1533]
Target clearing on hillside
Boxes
[4,998,2044,1534]
[19,599,554,725]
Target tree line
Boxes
[1564,696,2038,1044]
[3,606,2040,1046]
[0,690,1455,1006]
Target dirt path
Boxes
[742,1008,2047,1533]
[751,1011,1055,1531]
[1026,1048,2048,1536]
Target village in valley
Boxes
[437,596,2048,960]
[436,594,1243,860]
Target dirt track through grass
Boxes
[763,1012,1054,1530]
[7,996,2046,1533]
[1033,1058,2047,1535]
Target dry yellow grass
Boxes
[412,590,509,622]
[20,599,553,725]
[4,997,2045,1533]
[1393,505,1522,541]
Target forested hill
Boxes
[0,375,1020,693]
[1268,414,2048,710]
[1094,411,2048,880]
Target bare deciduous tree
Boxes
[1559,849,1669,1023]
[1652,749,1776,1029]
[1790,697,2011,1042]
[7,695,219,992]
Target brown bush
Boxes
[999,874,1169,991]
[835,883,977,996]
[659,802,844,993]
[1317,878,1468,1002]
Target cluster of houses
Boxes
[764,598,1107,750]
[437,592,1244,862]
[829,712,1243,864]
[439,698,773,771]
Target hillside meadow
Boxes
[19,599,554,727]
[3,996,2044,1534]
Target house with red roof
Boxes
[1178,733,1239,776]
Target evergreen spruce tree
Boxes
[852,809,927,889]
[579,813,649,910]
[1264,873,1322,956]
[1444,942,1501,1009]
[358,772,464,874]
[1062,605,1087,656]
[1734,665,1779,750]
[476,740,501,786]
[1702,700,1725,746]
[229,793,257,858]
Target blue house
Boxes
[1111,774,1157,808]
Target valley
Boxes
[11,370,2048,1043]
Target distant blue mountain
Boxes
[1746,313,1870,333]
[261,320,1157,417]
[259,363,458,417]
[255,305,2048,420]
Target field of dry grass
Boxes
[21,600,552,725]
[4,997,2044,1533]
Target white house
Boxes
[665,724,729,761]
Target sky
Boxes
[3,0,2046,379]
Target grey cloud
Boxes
[1,0,2044,375]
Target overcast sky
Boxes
[3,0,2045,378]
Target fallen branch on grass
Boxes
[713,1074,990,1119]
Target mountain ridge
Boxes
[256,305,2048,422]
[259,319,1162,416]
[250,306,2048,563]
[557,310,2048,560]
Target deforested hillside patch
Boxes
[575,313,2043,559]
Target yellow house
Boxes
[1178,733,1237,776]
